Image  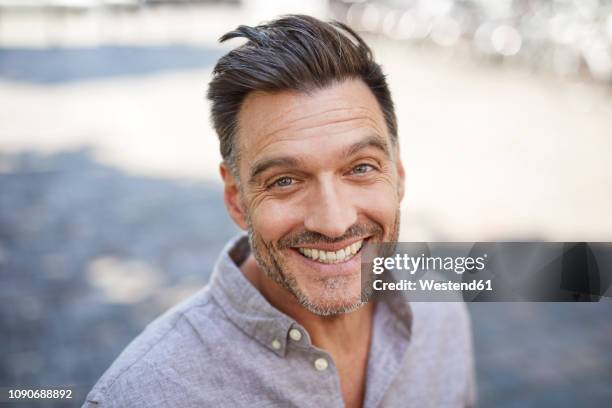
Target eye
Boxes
[270,176,295,188]
[351,163,375,175]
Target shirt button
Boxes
[289,328,302,342]
[314,357,328,371]
[271,339,281,350]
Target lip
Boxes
[290,236,371,252]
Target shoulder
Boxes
[410,301,472,336]
[82,287,234,407]
[385,302,476,406]
[406,302,474,375]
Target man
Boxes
[83,15,475,408]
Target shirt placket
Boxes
[285,324,346,408]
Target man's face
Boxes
[225,78,404,316]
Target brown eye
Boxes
[352,163,375,175]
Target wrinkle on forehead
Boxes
[256,113,386,157]
[237,79,389,160]
[262,106,382,142]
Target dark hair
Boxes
[206,14,398,174]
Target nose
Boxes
[304,176,357,239]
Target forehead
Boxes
[235,79,389,167]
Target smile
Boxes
[296,240,363,264]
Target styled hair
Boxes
[206,14,398,174]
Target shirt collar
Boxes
[209,234,296,356]
[208,234,413,355]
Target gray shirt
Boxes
[83,234,476,407]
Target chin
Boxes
[301,297,365,316]
[296,276,365,315]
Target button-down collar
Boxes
[208,234,299,357]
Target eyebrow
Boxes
[343,134,390,159]
[249,157,301,185]
[248,134,391,185]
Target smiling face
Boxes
[222,78,405,316]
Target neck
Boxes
[240,254,375,350]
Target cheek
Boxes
[250,199,303,243]
[351,182,399,226]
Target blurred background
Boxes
[1,0,611,406]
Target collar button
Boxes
[289,328,302,342]
[314,357,329,371]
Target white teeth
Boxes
[337,249,345,260]
[311,249,319,260]
[297,240,364,264]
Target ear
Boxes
[220,162,248,230]
[396,154,406,203]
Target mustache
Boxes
[277,222,383,249]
